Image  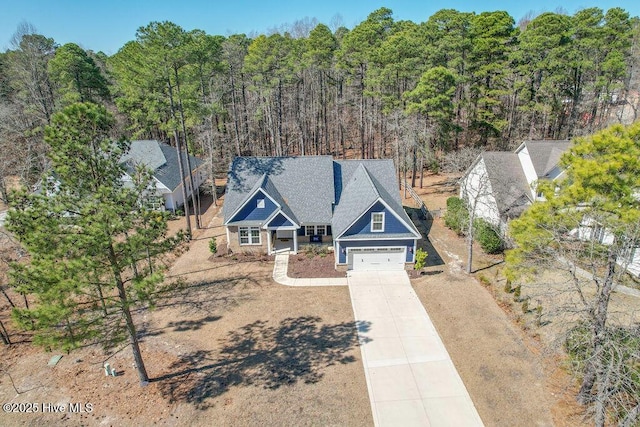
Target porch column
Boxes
[293,230,298,254]
[267,229,272,255]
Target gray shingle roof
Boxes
[332,160,420,238]
[523,140,571,178]
[120,140,166,171]
[481,152,532,217]
[120,140,204,192]
[331,164,380,237]
[224,156,335,225]
[224,157,419,239]
[262,176,299,225]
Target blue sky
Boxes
[1,0,639,55]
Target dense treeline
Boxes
[1,7,639,199]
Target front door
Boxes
[273,229,296,253]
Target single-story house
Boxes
[223,156,421,271]
[120,140,206,211]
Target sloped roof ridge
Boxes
[358,163,379,195]
[366,168,421,235]
[331,164,380,237]
[261,175,298,224]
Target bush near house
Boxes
[473,218,504,254]
[444,196,468,235]
[414,248,428,270]
[209,236,217,254]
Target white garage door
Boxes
[348,247,406,271]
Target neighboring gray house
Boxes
[459,140,571,233]
[120,140,206,211]
[223,156,421,271]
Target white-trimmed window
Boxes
[256,198,265,209]
[371,212,385,232]
[305,225,327,236]
[239,226,261,245]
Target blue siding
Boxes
[342,201,411,237]
[230,191,277,222]
[336,239,416,264]
[268,212,294,227]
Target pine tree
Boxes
[6,102,183,385]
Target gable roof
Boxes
[224,157,419,239]
[481,152,532,218]
[520,140,571,178]
[224,156,335,225]
[331,164,380,237]
[120,140,204,192]
[332,160,420,238]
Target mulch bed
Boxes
[287,254,346,278]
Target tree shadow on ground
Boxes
[151,276,258,315]
[473,259,504,274]
[138,315,223,339]
[154,316,370,409]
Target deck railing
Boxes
[401,180,431,220]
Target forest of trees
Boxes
[1,7,639,200]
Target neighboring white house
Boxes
[39,140,206,212]
[459,140,570,233]
[459,139,640,278]
[120,140,206,211]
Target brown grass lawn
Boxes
[0,200,372,426]
[4,172,633,426]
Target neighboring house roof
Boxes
[120,140,204,192]
[520,140,571,178]
[224,156,335,225]
[480,152,533,218]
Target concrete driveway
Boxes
[347,271,483,427]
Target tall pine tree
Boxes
[6,102,183,385]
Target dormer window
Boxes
[371,212,385,232]
[257,198,265,208]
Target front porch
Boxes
[267,227,334,255]
[267,228,299,254]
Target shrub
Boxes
[444,197,468,235]
[473,218,504,254]
[513,284,521,301]
[414,248,428,270]
[479,275,491,286]
[209,237,217,254]
[535,303,543,326]
[504,279,512,293]
[301,244,328,258]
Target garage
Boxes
[348,247,406,271]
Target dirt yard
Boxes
[0,199,371,426]
[405,173,591,426]
[3,172,633,426]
